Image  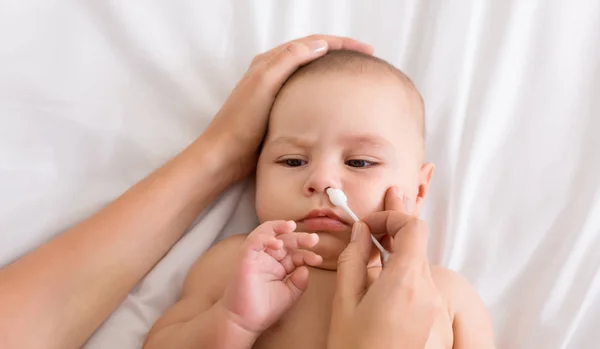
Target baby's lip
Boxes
[302,208,343,221]
[298,209,352,230]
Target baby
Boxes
[144,50,495,348]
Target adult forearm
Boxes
[0,135,238,349]
[144,302,258,349]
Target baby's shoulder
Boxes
[209,233,248,255]
[182,233,248,298]
[430,266,475,316]
[430,265,491,320]
[195,233,248,268]
[430,265,469,292]
[430,266,496,347]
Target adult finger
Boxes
[361,212,428,261]
[261,34,373,63]
[258,35,373,94]
[361,210,412,239]
[333,222,372,312]
[367,187,409,243]
[255,40,329,95]
[388,218,429,264]
[296,34,373,53]
[383,187,414,214]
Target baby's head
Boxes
[255,50,434,267]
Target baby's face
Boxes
[256,72,432,268]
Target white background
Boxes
[1,1,599,348]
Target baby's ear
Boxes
[415,163,435,214]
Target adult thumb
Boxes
[334,221,373,309]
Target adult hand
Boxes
[327,187,445,349]
[0,35,374,349]
[202,35,373,182]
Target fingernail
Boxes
[394,187,414,214]
[405,198,414,214]
[310,40,327,53]
[393,187,403,199]
[351,222,362,241]
[311,233,319,244]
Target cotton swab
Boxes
[325,187,390,263]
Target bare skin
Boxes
[144,47,495,349]
[0,35,374,349]
[145,190,495,349]
[145,44,493,349]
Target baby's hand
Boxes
[218,220,322,335]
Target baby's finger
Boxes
[278,232,319,250]
[264,244,287,262]
[285,266,310,302]
[244,231,279,260]
[271,220,297,236]
[277,249,323,274]
[292,250,323,267]
[253,220,296,238]
[266,236,283,251]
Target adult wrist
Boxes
[191,126,257,183]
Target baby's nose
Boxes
[303,166,341,196]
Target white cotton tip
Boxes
[326,187,348,208]
[326,187,358,221]
[326,186,390,265]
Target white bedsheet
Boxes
[1,1,599,348]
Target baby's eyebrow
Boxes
[266,134,393,150]
[267,136,312,149]
[341,134,393,148]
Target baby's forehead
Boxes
[273,50,425,140]
[270,81,421,149]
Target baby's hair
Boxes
[285,49,426,141]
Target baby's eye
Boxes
[280,159,307,167]
[345,159,377,168]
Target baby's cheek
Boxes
[347,170,412,218]
[255,176,298,223]
[347,183,387,219]
[255,189,281,223]
[255,181,275,223]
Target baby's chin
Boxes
[306,230,384,271]
[308,230,352,271]
[255,218,354,270]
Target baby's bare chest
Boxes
[253,268,336,349]
[251,268,453,349]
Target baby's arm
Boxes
[144,221,322,349]
[431,266,496,349]
[143,235,253,349]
